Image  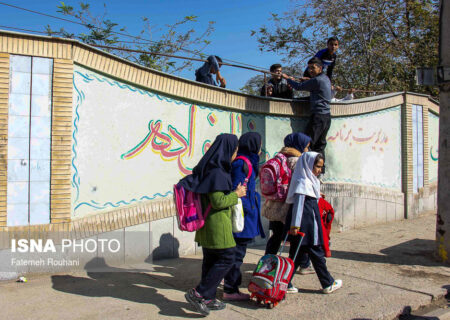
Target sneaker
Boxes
[287,283,298,293]
[223,292,250,301]
[323,279,343,294]
[204,299,226,310]
[185,289,210,316]
[299,265,315,275]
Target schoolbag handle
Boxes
[233,156,253,187]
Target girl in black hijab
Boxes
[182,134,247,316]
[223,132,266,301]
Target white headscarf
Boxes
[286,151,321,203]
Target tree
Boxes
[45,2,215,74]
[251,0,439,95]
[240,74,264,95]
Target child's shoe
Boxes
[185,288,210,316]
[204,299,226,310]
[299,265,315,275]
[287,282,298,293]
[223,292,250,301]
[322,279,343,294]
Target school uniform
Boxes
[263,133,311,255]
[285,152,335,289]
[224,133,265,295]
[178,134,239,301]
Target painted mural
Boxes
[72,66,273,217]
[324,107,402,190]
[72,66,403,217]
[428,111,439,182]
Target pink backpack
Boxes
[173,184,212,232]
[259,153,292,201]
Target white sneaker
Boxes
[323,279,342,294]
[287,284,298,293]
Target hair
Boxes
[327,37,339,44]
[307,57,323,68]
[270,63,282,72]
[314,153,325,166]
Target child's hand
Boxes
[289,226,300,235]
[235,183,247,198]
[326,212,333,223]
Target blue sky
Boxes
[0,0,297,91]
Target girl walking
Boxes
[285,152,342,294]
[223,132,266,301]
[180,134,247,316]
[263,132,311,255]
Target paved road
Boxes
[1,214,449,320]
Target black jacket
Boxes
[260,78,294,99]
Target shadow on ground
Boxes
[332,239,446,267]
[50,233,260,317]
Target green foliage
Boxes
[46,2,215,74]
[240,74,265,95]
[251,0,439,96]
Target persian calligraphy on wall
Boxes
[324,107,402,190]
[72,66,258,217]
[72,66,404,217]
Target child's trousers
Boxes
[224,238,252,294]
[196,247,235,300]
[289,241,334,289]
[265,221,286,255]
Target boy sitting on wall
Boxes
[195,55,226,88]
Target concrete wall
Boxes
[322,183,404,231]
[428,111,439,183]
[71,66,404,219]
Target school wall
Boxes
[0,31,440,275]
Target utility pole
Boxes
[437,0,450,264]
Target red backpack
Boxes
[259,153,292,201]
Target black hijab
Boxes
[178,133,238,193]
[237,132,262,175]
[284,132,311,152]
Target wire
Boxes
[0,2,202,56]
[0,1,270,70]
[89,44,273,74]
[0,25,60,35]
[0,25,390,94]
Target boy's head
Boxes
[307,57,323,77]
[208,55,223,74]
[327,37,339,54]
[270,63,283,80]
[214,55,223,66]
